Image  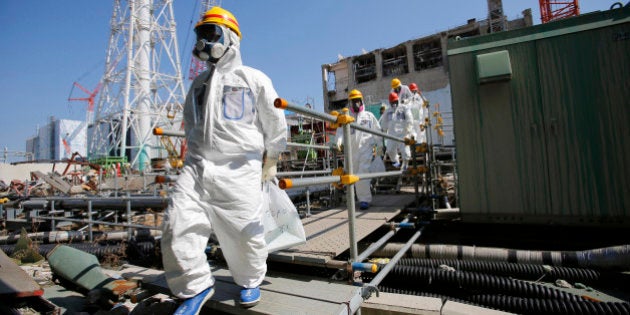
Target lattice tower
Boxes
[90,0,186,170]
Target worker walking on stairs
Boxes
[335,89,382,210]
[160,6,287,314]
[409,83,428,143]
[390,77,413,104]
[381,92,414,170]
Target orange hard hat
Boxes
[389,92,399,103]
[409,83,418,92]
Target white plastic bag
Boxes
[369,155,386,173]
[262,180,306,253]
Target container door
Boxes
[537,22,630,221]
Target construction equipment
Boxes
[153,128,184,169]
[539,0,580,23]
[68,82,101,125]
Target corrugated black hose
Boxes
[381,265,586,301]
[394,258,606,285]
[377,286,630,315]
[468,294,630,315]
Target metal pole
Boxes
[412,144,419,208]
[32,215,160,230]
[51,200,56,231]
[126,192,132,241]
[286,142,330,150]
[362,228,424,298]
[306,187,311,217]
[88,200,93,242]
[119,0,136,158]
[356,217,411,262]
[343,123,358,262]
[277,170,331,177]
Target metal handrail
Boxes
[274,98,418,264]
[361,227,425,299]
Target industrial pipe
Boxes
[23,197,170,211]
[372,243,630,270]
[0,229,161,245]
[469,294,630,315]
[382,265,586,301]
[286,142,331,150]
[394,258,607,285]
[33,215,161,230]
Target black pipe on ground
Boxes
[377,286,630,315]
[393,258,608,285]
[373,243,630,270]
[381,265,585,301]
[469,294,630,315]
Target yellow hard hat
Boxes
[348,89,363,100]
[391,78,401,89]
[196,7,242,39]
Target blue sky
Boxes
[0,0,606,161]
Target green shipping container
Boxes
[447,7,630,226]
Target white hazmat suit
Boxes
[410,92,428,143]
[391,84,413,105]
[161,27,287,299]
[381,103,414,168]
[335,107,381,204]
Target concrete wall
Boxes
[0,162,71,183]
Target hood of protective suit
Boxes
[184,27,287,162]
[208,27,243,72]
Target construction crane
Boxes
[539,0,580,23]
[68,82,101,125]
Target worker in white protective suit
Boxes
[335,89,382,210]
[390,78,413,105]
[161,7,287,314]
[381,92,414,170]
[409,83,428,143]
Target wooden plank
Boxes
[116,264,357,315]
[0,249,43,297]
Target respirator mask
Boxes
[193,24,230,63]
[350,98,363,113]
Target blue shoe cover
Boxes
[392,162,401,168]
[359,202,369,210]
[240,287,261,308]
[174,286,214,315]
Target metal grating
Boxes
[270,194,416,265]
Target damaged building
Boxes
[321,1,533,146]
